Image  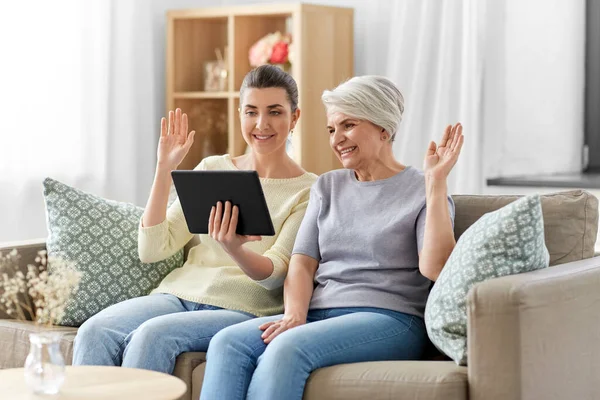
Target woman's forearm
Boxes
[419,178,456,281]
[227,247,275,281]
[283,254,318,320]
[142,164,173,228]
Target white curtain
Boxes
[0,0,247,243]
[384,0,486,195]
[217,0,487,194]
[0,0,158,242]
[193,0,487,195]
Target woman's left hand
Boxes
[209,201,261,255]
[423,123,464,181]
[259,314,306,344]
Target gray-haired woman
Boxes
[200,76,463,400]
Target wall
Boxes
[148,0,394,128]
[483,0,586,179]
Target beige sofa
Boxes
[1,190,599,400]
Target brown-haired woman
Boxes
[73,65,317,373]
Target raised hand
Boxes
[209,201,262,255]
[157,108,195,170]
[423,123,464,181]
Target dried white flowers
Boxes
[0,249,81,325]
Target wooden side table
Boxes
[1,366,186,400]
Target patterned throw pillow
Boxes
[425,194,550,365]
[43,178,184,326]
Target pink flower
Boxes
[270,42,289,64]
[248,32,293,67]
[249,40,271,67]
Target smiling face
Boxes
[240,87,299,156]
[327,111,389,170]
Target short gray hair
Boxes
[321,76,405,141]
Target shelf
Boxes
[166,4,353,174]
[174,98,229,170]
[173,92,240,99]
[174,91,230,99]
[168,4,299,19]
[233,15,292,90]
[230,97,247,157]
[487,172,600,189]
[171,17,229,92]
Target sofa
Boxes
[1,189,599,400]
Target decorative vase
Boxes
[24,332,66,395]
[203,60,228,92]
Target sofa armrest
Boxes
[0,239,47,320]
[466,256,600,400]
[173,352,206,400]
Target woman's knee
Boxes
[128,317,173,345]
[76,313,112,343]
[209,324,245,352]
[208,323,264,361]
[260,332,307,367]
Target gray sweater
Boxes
[292,167,455,318]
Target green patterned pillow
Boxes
[424,194,550,365]
[43,178,184,326]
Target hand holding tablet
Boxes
[171,170,276,237]
[208,200,262,252]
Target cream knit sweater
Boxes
[138,155,317,316]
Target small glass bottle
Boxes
[24,332,66,395]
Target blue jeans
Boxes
[72,293,254,373]
[200,307,427,400]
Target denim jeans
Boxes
[200,307,427,400]
[72,293,254,374]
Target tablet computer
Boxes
[171,170,275,236]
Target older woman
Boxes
[199,76,463,400]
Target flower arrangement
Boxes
[0,249,81,326]
[248,31,293,69]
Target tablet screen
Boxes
[171,170,275,236]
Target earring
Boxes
[382,136,388,141]
[290,129,294,135]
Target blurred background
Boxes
[0,0,598,245]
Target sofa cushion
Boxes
[0,320,77,369]
[426,195,550,365]
[43,178,184,326]
[305,361,468,400]
[452,190,598,266]
[190,360,467,400]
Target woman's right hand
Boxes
[157,108,195,170]
[259,314,306,344]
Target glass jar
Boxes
[24,332,66,394]
[203,60,228,92]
